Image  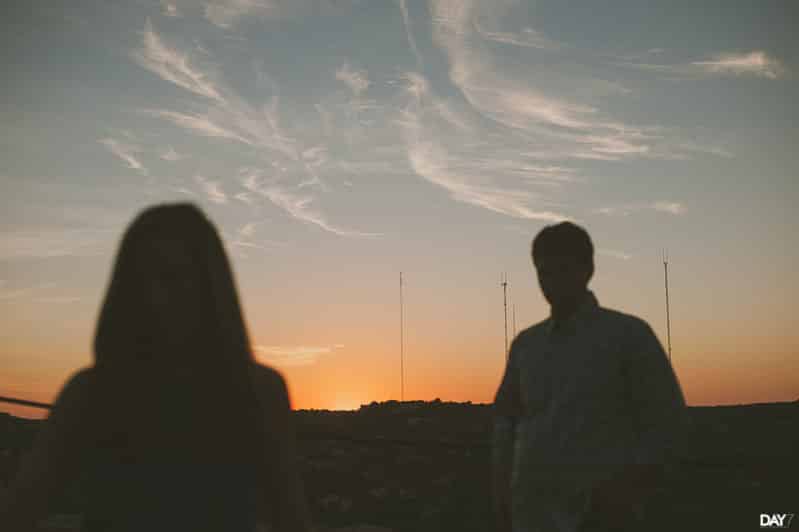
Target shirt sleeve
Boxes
[0,368,91,529]
[492,335,524,483]
[623,319,687,466]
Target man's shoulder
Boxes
[515,319,549,342]
[595,305,655,338]
[597,305,649,327]
[508,320,550,358]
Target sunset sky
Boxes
[2,0,797,417]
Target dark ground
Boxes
[1,399,797,531]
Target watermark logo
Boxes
[760,514,795,529]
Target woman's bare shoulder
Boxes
[250,363,289,401]
[55,366,94,408]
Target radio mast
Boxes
[400,271,405,401]
[663,250,672,362]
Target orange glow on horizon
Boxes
[2,339,797,420]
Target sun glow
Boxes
[332,398,361,412]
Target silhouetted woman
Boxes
[1,203,313,531]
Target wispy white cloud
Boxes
[98,138,148,174]
[392,62,576,221]
[161,1,181,17]
[264,186,370,236]
[221,219,288,259]
[453,72,657,162]
[131,9,696,237]
[234,191,253,204]
[494,88,598,130]
[141,75,298,161]
[592,201,686,217]
[132,19,225,103]
[142,109,253,144]
[675,141,734,159]
[241,170,379,237]
[651,201,685,215]
[301,145,328,186]
[427,1,666,164]
[241,62,301,159]
[314,103,333,137]
[116,55,389,237]
[239,222,256,238]
[406,139,568,222]
[173,186,196,197]
[134,23,308,198]
[593,206,631,216]
[204,0,277,28]
[433,100,474,132]
[254,344,338,366]
[390,53,584,219]
[333,158,410,177]
[475,23,562,50]
[578,134,650,157]
[399,71,429,107]
[302,145,327,166]
[223,221,283,258]
[620,50,786,80]
[160,146,185,161]
[397,0,423,68]
[597,248,632,260]
[691,51,785,79]
[202,0,362,29]
[335,62,370,96]
[194,175,227,204]
[426,0,736,169]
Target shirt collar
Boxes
[545,290,599,336]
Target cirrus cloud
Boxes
[691,51,785,79]
[254,344,343,366]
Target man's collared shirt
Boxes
[493,290,685,532]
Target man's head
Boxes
[531,222,594,310]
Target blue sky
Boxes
[2,0,797,412]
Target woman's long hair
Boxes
[89,203,263,465]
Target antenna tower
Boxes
[400,272,405,401]
[663,250,672,362]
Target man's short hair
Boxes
[531,221,594,268]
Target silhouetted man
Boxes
[491,222,685,532]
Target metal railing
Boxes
[0,395,52,410]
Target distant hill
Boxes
[1,399,797,531]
